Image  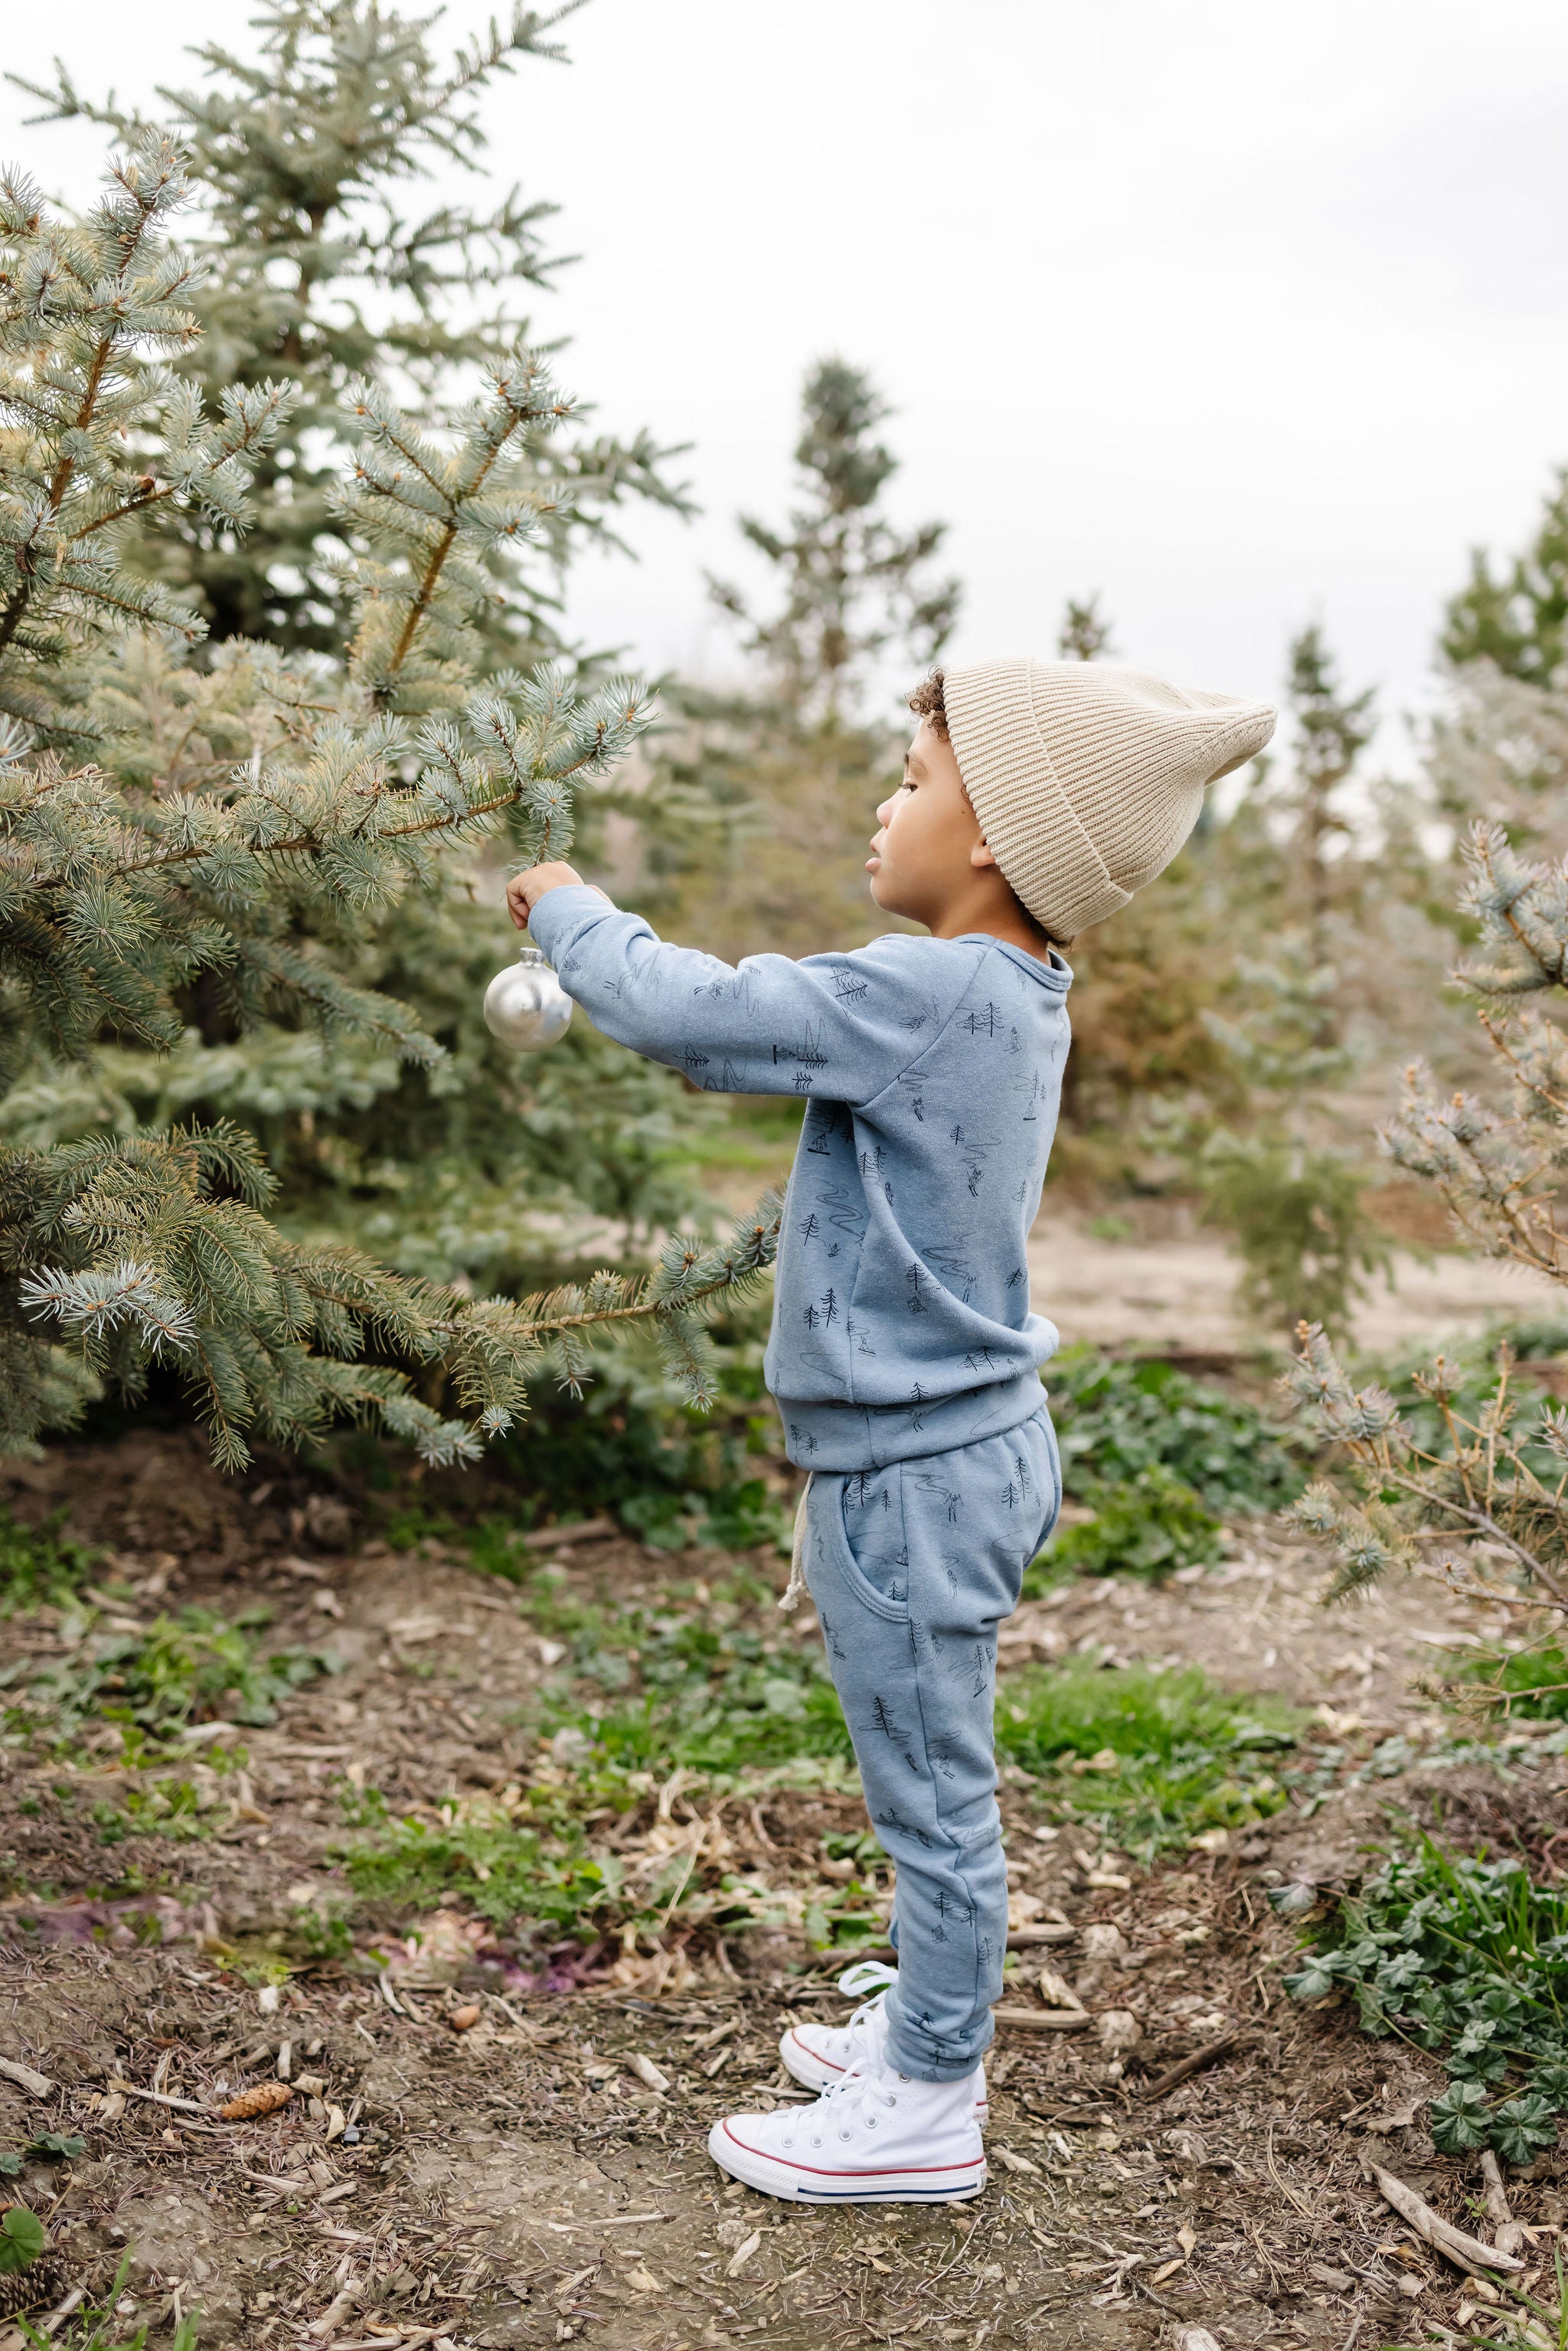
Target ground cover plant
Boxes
[1050,1347,1304,1512]
[997,1656,1301,1856]
[1283,1840,1568,2164]
[1025,1347,1303,1585]
[0,1506,337,1770]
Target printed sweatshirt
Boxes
[527,884,1073,1472]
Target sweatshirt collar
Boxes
[955,932,1073,993]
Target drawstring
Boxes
[779,1474,813,1611]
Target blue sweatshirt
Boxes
[528,885,1073,1473]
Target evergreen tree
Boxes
[1279,622,1377,955]
[708,358,959,723]
[1057,593,1116,663]
[1191,628,1387,1337]
[0,147,292,744]
[16,1,689,656]
[1442,468,1568,686]
[0,149,778,1468]
[13,6,711,1296]
[645,360,959,961]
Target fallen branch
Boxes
[0,2055,54,2098]
[1006,1926,1076,1948]
[991,2006,1093,2031]
[106,2075,214,2118]
[1139,2033,1241,2100]
[521,1516,616,1549]
[1370,2162,1523,2274]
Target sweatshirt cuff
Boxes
[524,880,611,958]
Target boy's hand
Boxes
[505,862,605,930]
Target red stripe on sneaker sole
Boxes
[783,2032,846,2077]
[717,2120,982,2180]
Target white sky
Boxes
[7,0,1568,766]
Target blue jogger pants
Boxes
[801,1401,1060,2082]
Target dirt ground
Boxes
[3,1424,1567,2351]
[1028,1210,1565,1360]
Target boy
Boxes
[506,655,1275,2203]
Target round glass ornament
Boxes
[482,946,573,1051]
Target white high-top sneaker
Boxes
[779,1962,989,2120]
[709,2056,987,2204]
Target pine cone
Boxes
[219,2081,295,2121]
[0,2250,69,2320]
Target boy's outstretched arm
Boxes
[505,864,956,1105]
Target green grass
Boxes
[1283,1840,1568,2162]
[340,1605,1306,1951]
[482,1557,854,1782]
[1452,1638,1568,1722]
[997,1657,1300,1855]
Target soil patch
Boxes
[2,1432,1566,2347]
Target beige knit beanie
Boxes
[942,658,1276,940]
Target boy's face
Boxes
[867,719,995,923]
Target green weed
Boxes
[12,2251,201,2349]
[1048,1347,1303,1513]
[1027,1465,1223,1589]
[997,1657,1299,1854]
[1283,1840,1568,2160]
[0,2135,84,2176]
[1024,1349,1304,1589]
[507,1564,854,1782]
[0,1509,97,1613]
[342,1807,625,1937]
[1,1605,336,1755]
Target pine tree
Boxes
[1189,628,1387,1337]
[708,359,958,723]
[643,360,959,961]
[12,8,711,1295]
[1285,815,1568,1628]
[1442,467,1568,686]
[1,149,779,1468]
[0,146,292,744]
[1057,594,1116,663]
[16,0,689,657]
[1278,622,1377,958]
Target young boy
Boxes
[506,654,1274,2204]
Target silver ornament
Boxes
[482,946,573,1051]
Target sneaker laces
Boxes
[829,1960,898,2064]
[819,2059,905,2123]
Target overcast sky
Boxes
[6,0,1568,766]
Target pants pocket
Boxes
[838,1468,910,1608]
[807,1474,911,1624]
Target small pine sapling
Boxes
[1282,814,1568,1646]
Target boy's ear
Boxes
[970,837,999,870]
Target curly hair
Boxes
[906,669,948,739]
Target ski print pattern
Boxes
[528,887,1073,1474]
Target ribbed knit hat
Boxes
[942,658,1276,940]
